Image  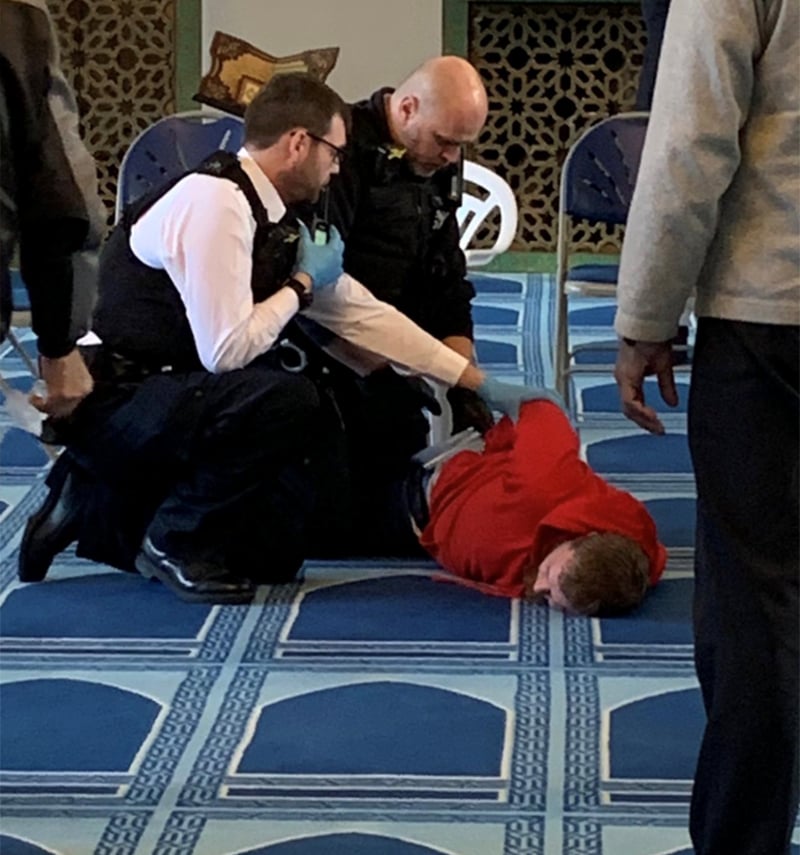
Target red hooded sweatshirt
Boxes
[420,400,667,598]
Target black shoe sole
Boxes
[134,550,255,605]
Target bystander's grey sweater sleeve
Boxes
[45,21,107,249]
[0,0,106,356]
[614,0,785,342]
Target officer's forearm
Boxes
[442,335,474,361]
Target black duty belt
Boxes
[78,344,182,385]
[81,332,342,388]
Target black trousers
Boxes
[60,359,329,582]
[306,365,432,557]
[688,318,799,855]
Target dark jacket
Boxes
[0,0,105,356]
[327,87,474,342]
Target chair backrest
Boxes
[115,110,245,221]
[457,160,518,267]
[560,112,649,226]
[9,269,30,315]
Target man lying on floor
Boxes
[406,398,667,614]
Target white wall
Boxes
[201,0,443,102]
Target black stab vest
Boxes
[93,152,300,371]
[332,89,464,327]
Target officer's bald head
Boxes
[397,56,488,131]
[388,56,488,176]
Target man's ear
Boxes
[284,127,307,165]
[398,94,419,126]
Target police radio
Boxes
[450,155,465,205]
[313,188,331,245]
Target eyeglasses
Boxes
[307,132,347,165]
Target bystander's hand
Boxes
[31,349,93,420]
[614,339,677,434]
[293,221,344,290]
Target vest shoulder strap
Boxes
[121,150,271,231]
[195,151,271,228]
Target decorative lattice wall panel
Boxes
[468,2,644,253]
[50,0,178,223]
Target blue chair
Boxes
[1,273,62,458]
[115,110,245,221]
[430,160,520,441]
[3,269,38,377]
[456,159,518,268]
[553,112,650,407]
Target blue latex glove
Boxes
[293,221,344,290]
[476,376,567,421]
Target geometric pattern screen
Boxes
[49,0,178,225]
[47,0,644,249]
[468,2,644,252]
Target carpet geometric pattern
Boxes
[2,276,797,854]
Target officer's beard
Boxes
[276,165,324,205]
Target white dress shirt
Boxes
[130,149,469,385]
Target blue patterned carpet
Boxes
[1,276,796,855]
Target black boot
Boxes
[19,456,86,582]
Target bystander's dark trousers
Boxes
[688,317,799,855]
[61,358,326,582]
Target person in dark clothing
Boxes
[636,0,671,110]
[18,72,540,605]
[319,56,494,554]
[0,0,106,418]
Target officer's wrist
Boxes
[283,276,313,310]
[458,364,485,391]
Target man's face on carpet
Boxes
[528,540,577,613]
